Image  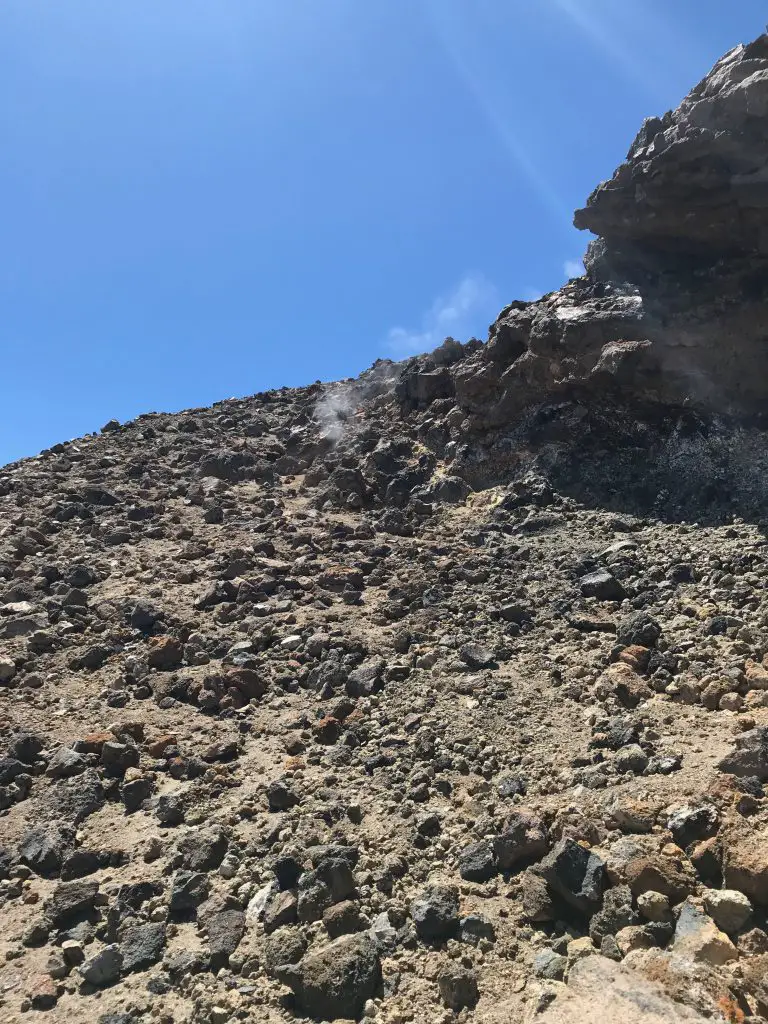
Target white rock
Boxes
[702,888,752,934]
[246,882,276,926]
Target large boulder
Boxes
[275,933,380,1020]
[536,839,606,915]
[531,953,718,1023]
[717,727,768,780]
[723,828,768,905]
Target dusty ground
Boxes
[2,383,768,1024]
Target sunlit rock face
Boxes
[381,35,768,517]
[576,35,768,257]
[408,35,768,426]
[571,35,768,417]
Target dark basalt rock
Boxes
[275,933,381,1020]
[535,838,606,916]
[410,885,460,942]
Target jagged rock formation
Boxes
[449,34,768,422]
[2,32,768,1024]
[384,36,768,519]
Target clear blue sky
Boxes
[2,1,765,465]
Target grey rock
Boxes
[61,849,106,880]
[589,884,637,943]
[0,657,17,684]
[537,838,606,915]
[130,601,162,631]
[323,899,366,938]
[100,741,139,778]
[580,570,626,601]
[61,940,85,965]
[115,881,163,911]
[459,643,495,668]
[427,475,471,504]
[497,774,527,798]
[460,913,496,945]
[346,657,385,696]
[23,922,50,947]
[121,922,166,973]
[121,772,153,813]
[667,804,719,850]
[267,779,299,811]
[614,744,649,774]
[47,880,99,928]
[600,933,623,961]
[164,948,209,979]
[616,612,661,648]
[265,889,299,931]
[533,948,567,980]
[410,884,459,941]
[306,844,360,869]
[297,874,332,923]
[673,899,737,965]
[702,889,752,934]
[0,614,48,639]
[499,603,534,625]
[155,791,186,826]
[264,927,307,976]
[79,944,122,986]
[66,565,95,588]
[45,769,105,824]
[458,840,497,882]
[19,825,74,878]
[272,854,304,890]
[0,757,26,785]
[169,871,210,916]
[46,746,88,779]
[437,964,479,1010]
[369,910,398,951]
[9,732,44,764]
[645,754,682,776]
[315,856,356,902]
[717,727,768,780]
[177,827,228,872]
[522,869,555,922]
[493,810,548,870]
[206,910,245,970]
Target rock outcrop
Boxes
[444,35,768,425]
[380,36,768,520]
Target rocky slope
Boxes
[2,32,768,1024]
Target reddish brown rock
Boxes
[28,975,58,1010]
[74,731,113,755]
[617,645,650,672]
[224,667,266,701]
[598,663,652,707]
[146,636,183,669]
[146,733,178,758]
[312,717,342,745]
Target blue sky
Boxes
[2,1,765,465]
